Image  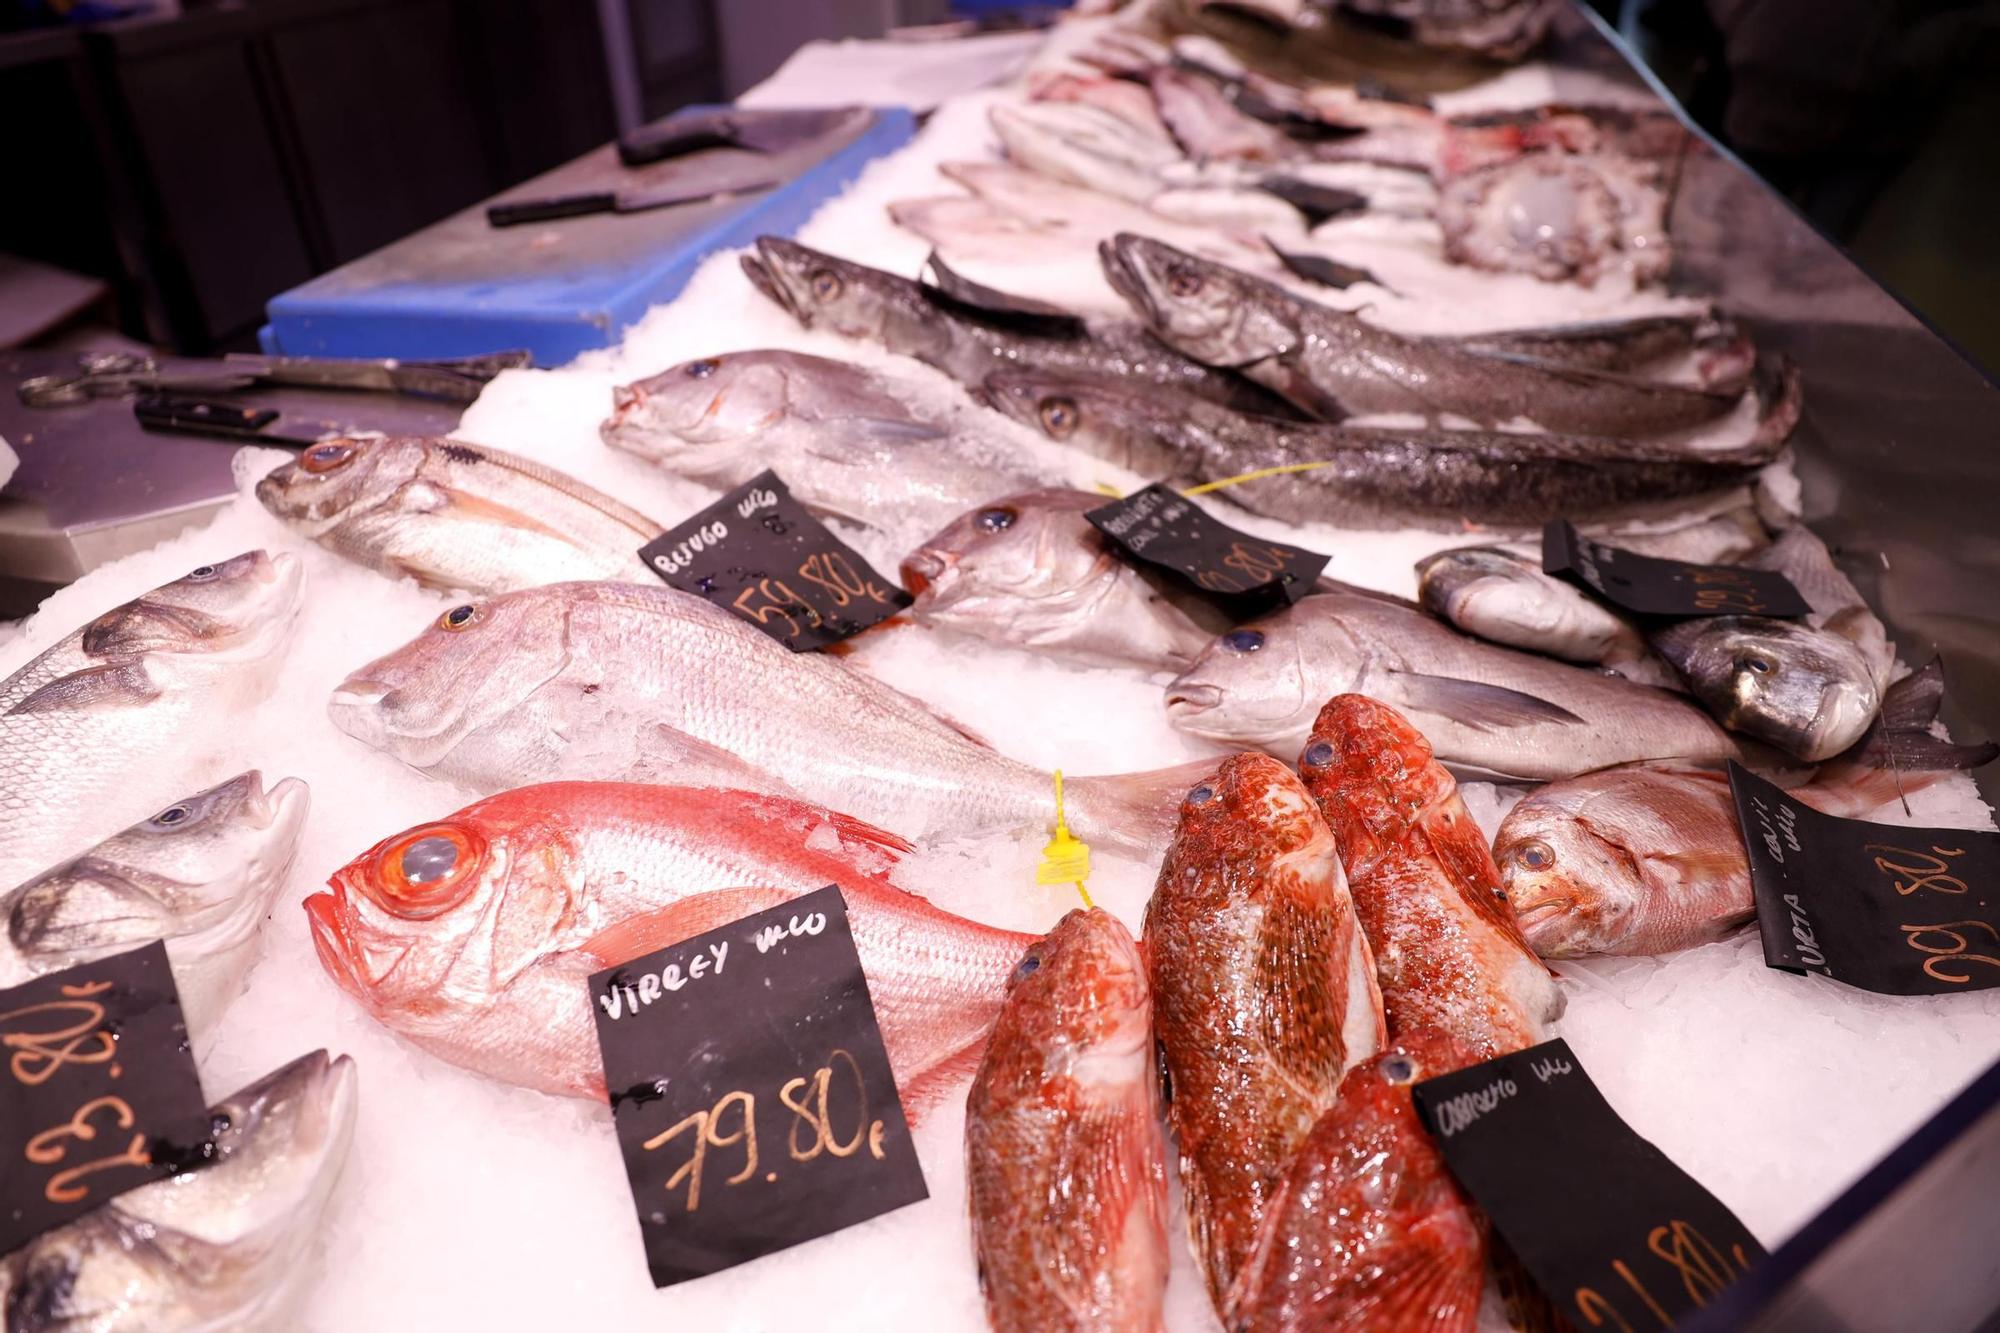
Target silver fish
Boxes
[1101,233,1746,436]
[600,349,1047,532]
[0,1050,358,1332]
[1,771,308,1040]
[1165,589,1749,780]
[988,100,1183,204]
[901,488,1218,673]
[329,581,1208,854]
[1650,615,1881,763]
[0,552,304,885]
[256,436,660,594]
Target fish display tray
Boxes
[258,106,917,366]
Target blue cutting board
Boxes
[261,106,915,366]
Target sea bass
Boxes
[256,436,659,594]
[741,236,1298,417]
[1166,589,1748,781]
[984,371,1779,531]
[1298,694,1563,1059]
[307,782,1032,1102]
[1234,1035,1487,1333]
[1,771,308,1040]
[600,350,1047,532]
[902,489,1217,672]
[966,909,1169,1333]
[0,1050,357,1332]
[1102,233,1745,436]
[330,581,1205,853]
[0,552,304,884]
[1146,753,1384,1319]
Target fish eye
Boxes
[1166,265,1204,299]
[1187,784,1216,806]
[301,441,357,474]
[809,269,843,301]
[185,564,218,582]
[685,359,717,379]
[1302,741,1333,767]
[147,804,193,829]
[400,836,459,885]
[374,825,483,918]
[210,1112,232,1137]
[1223,629,1265,653]
[1516,840,1555,871]
[438,604,480,632]
[1742,653,1776,676]
[1013,954,1042,981]
[1037,396,1079,438]
[976,507,1017,532]
[1382,1054,1417,1084]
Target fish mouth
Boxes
[899,550,949,597]
[304,892,366,1000]
[1508,894,1571,928]
[1099,236,1157,325]
[1802,681,1880,762]
[1164,682,1223,717]
[743,239,808,323]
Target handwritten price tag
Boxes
[640,470,912,652]
[1543,521,1810,619]
[588,885,927,1287]
[1412,1039,1765,1330]
[1727,764,2000,994]
[0,941,212,1254]
[1087,484,1327,619]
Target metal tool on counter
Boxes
[18,349,532,408]
[614,105,863,166]
[487,157,785,227]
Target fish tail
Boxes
[1066,759,1220,856]
[1842,658,1998,773]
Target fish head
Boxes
[1416,546,1623,657]
[743,237,904,341]
[328,588,572,771]
[83,550,305,680]
[902,489,1103,612]
[981,371,1193,476]
[1171,751,1329,858]
[1101,233,1299,367]
[255,437,416,536]
[987,908,1151,1085]
[1296,693,1462,877]
[1415,546,1539,621]
[5,772,309,972]
[1493,782,1648,957]
[1165,610,1321,750]
[1652,616,1880,762]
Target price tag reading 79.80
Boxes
[639,471,912,652]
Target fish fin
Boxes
[1841,659,1998,772]
[1347,1219,1489,1329]
[817,809,917,863]
[839,416,950,443]
[6,661,158,715]
[1255,356,1352,422]
[1387,671,1584,731]
[896,1039,988,1128]
[1066,758,1221,856]
[577,887,798,969]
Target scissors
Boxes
[18,349,533,408]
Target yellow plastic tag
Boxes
[1036,770,1093,907]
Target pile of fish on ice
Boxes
[4,0,1998,1328]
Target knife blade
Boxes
[486,158,785,228]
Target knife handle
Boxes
[487,192,617,227]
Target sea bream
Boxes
[902,489,1217,673]
[1165,588,1750,781]
[0,552,304,885]
[256,435,659,594]
[307,783,1032,1103]
[330,581,1207,853]
[0,771,308,1041]
[1101,233,1747,436]
[1145,753,1384,1321]
[966,909,1169,1333]
[600,349,1048,532]
[0,1050,357,1332]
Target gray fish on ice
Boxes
[0,1050,357,1332]
[0,552,304,885]
[0,771,309,1040]
[256,436,660,594]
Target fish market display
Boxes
[1416,545,1663,678]
[256,436,660,594]
[0,1050,357,1332]
[902,488,1216,672]
[985,370,1781,530]
[600,350,1049,531]
[965,909,1168,1332]
[1300,693,1562,1059]
[331,581,1205,852]
[0,771,308,1039]
[1439,152,1670,284]
[1166,588,1749,779]
[1146,753,1384,1319]
[309,782,1033,1102]
[1336,0,1558,59]
[0,552,303,884]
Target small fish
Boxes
[331,581,1209,853]
[966,909,1169,1333]
[1234,1035,1487,1333]
[256,436,660,594]
[0,1050,357,1332]
[1146,753,1384,1319]
[600,349,1046,532]
[1101,233,1746,437]
[307,782,1033,1103]
[1650,615,1882,762]
[902,489,1217,673]
[1,771,308,1040]
[1299,694,1562,1060]
[988,100,1183,204]
[0,552,304,885]
[1166,589,1749,781]
[1417,545,1673,685]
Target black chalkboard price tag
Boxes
[589,884,928,1287]
[640,470,912,652]
[0,941,213,1255]
[1727,763,2000,994]
[1087,484,1328,619]
[1543,520,1811,619]
[1412,1038,1764,1331]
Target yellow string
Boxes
[1036,769,1093,907]
[1181,460,1339,496]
